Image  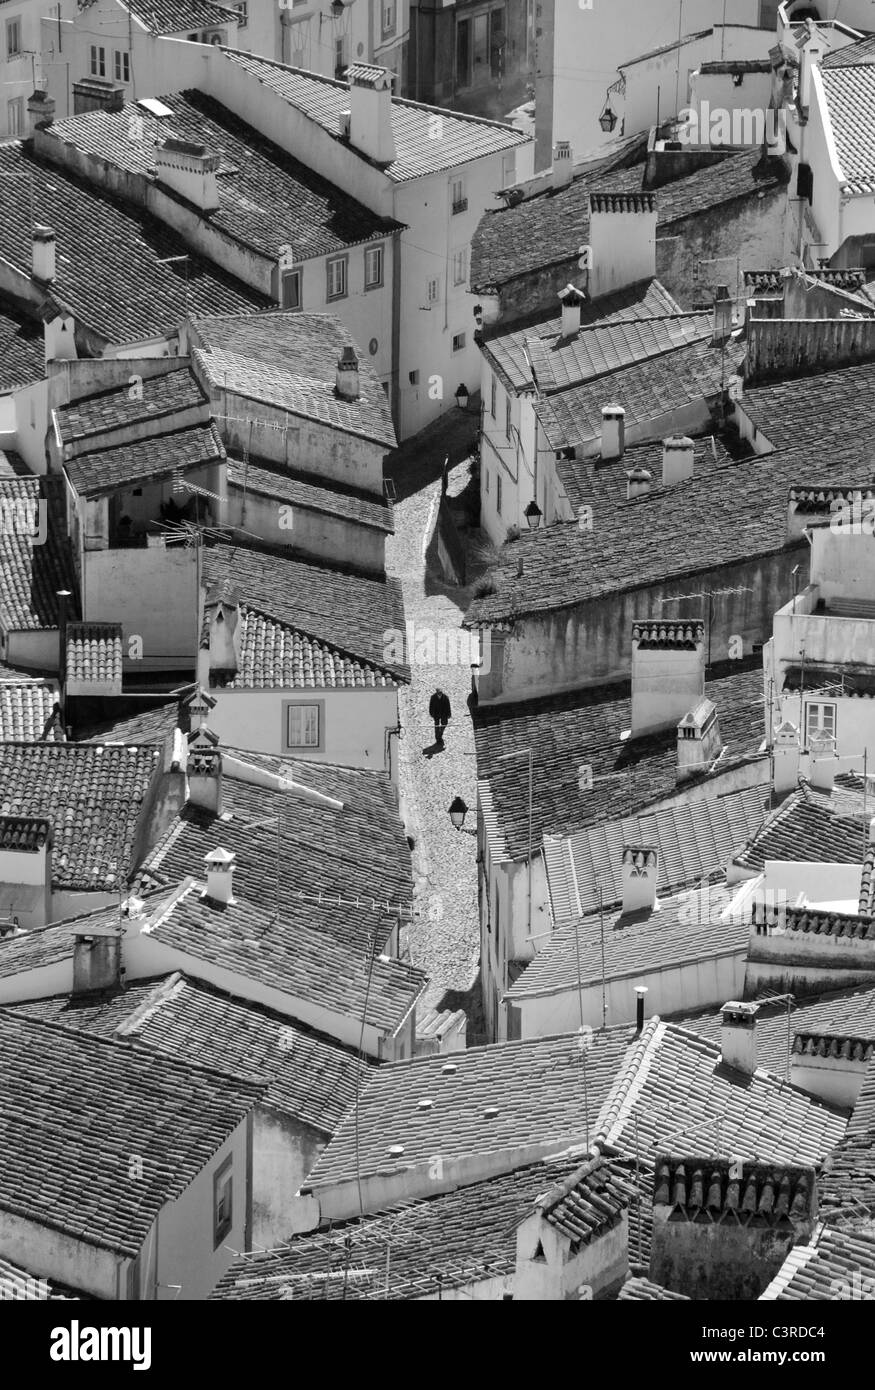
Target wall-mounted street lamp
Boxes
[455,383,470,411]
[524,499,542,531]
[599,104,618,133]
[447,795,469,830]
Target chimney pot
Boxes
[558,283,584,339]
[809,729,837,791]
[712,285,733,345]
[32,225,56,284]
[203,846,236,905]
[661,435,695,487]
[721,1000,759,1074]
[155,139,220,212]
[346,64,396,166]
[335,345,360,401]
[677,697,722,781]
[635,985,648,1035]
[621,846,659,916]
[625,466,651,500]
[27,90,55,134]
[552,140,574,190]
[188,748,223,816]
[601,404,625,460]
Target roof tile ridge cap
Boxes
[141,877,196,933]
[759,1233,822,1300]
[536,1154,604,1214]
[113,971,185,1037]
[594,1018,664,1148]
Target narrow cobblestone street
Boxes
[385,408,488,1041]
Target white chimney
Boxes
[625,467,651,500]
[677,697,722,781]
[203,846,236,905]
[32,225,56,284]
[27,90,55,135]
[187,748,223,816]
[347,64,396,167]
[621,846,659,916]
[798,22,828,111]
[711,285,733,345]
[661,436,695,486]
[772,719,800,796]
[155,138,220,213]
[630,619,706,738]
[0,815,52,931]
[809,729,837,791]
[601,404,625,460]
[559,283,585,338]
[336,345,360,401]
[721,1000,759,1075]
[552,140,574,189]
[205,594,240,676]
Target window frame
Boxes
[451,177,468,215]
[381,1,395,38]
[213,1156,233,1250]
[326,254,348,302]
[452,331,466,352]
[6,17,22,58]
[281,266,303,310]
[283,699,325,752]
[113,49,130,82]
[805,701,836,746]
[364,243,384,291]
[452,246,468,287]
[6,96,24,137]
[90,44,106,77]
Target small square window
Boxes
[213,1157,233,1249]
[806,702,836,745]
[364,244,383,289]
[286,702,321,749]
[327,256,347,301]
[409,369,420,385]
[452,332,466,352]
[382,2,395,37]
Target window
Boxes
[327,256,347,300]
[451,178,467,215]
[285,702,322,749]
[114,50,130,82]
[382,1,395,37]
[335,34,348,79]
[490,374,496,418]
[452,332,466,352]
[90,45,106,77]
[364,244,383,289]
[505,395,512,441]
[5,18,21,59]
[235,0,248,26]
[281,267,302,310]
[796,162,813,203]
[213,1157,233,1248]
[425,274,441,306]
[452,247,468,286]
[806,702,836,745]
[6,97,23,137]
[501,152,515,189]
[496,472,502,515]
[409,369,420,385]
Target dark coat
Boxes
[429,690,451,723]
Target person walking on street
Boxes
[429,687,452,747]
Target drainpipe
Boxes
[57,587,71,730]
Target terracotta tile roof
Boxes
[136,755,413,914]
[535,1155,637,1241]
[653,1156,817,1223]
[46,91,403,262]
[745,267,870,295]
[545,783,769,921]
[81,700,184,747]
[733,786,868,874]
[144,879,427,1036]
[822,34,875,67]
[0,742,161,890]
[464,433,875,627]
[0,1256,83,1300]
[480,279,682,394]
[191,311,396,448]
[590,1019,847,1260]
[0,302,44,392]
[65,420,225,498]
[65,623,123,686]
[0,679,58,742]
[11,973,372,1136]
[0,1007,262,1257]
[226,604,397,689]
[201,542,409,682]
[819,1133,875,1216]
[55,368,207,446]
[752,900,875,941]
[618,1274,689,1300]
[761,1220,875,1299]
[739,360,875,451]
[303,1028,637,1193]
[820,65,875,194]
[699,59,772,74]
[473,661,767,862]
[0,143,270,348]
[554,428,752,513]
[508,884,748,1002]
[0,901,126,980]
[211,1151,589,1300]
[226,460,392,532]
[122,0,239,33]
[222,51,530,183]
[533,335,745,454]
[527,313,711,394]
[673,985,875,1077]
[470,151,786,292]
[0,477,78,633]
[794,1032,875,1063]
[847,1055,875,1140]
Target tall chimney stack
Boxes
[621,846,659,917]
[32,225,56,284]
[661,436,695,487]
[601,404,625,460]
[335,345,360,401]
[346,65,396,167]
[559,283,585,338]
[721,1000,759,1074]
[711,285,733,345]
[203,847,236,905]
[552,140,574,189]
[635,985,649,1035]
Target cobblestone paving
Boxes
[385,414,486,1036]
